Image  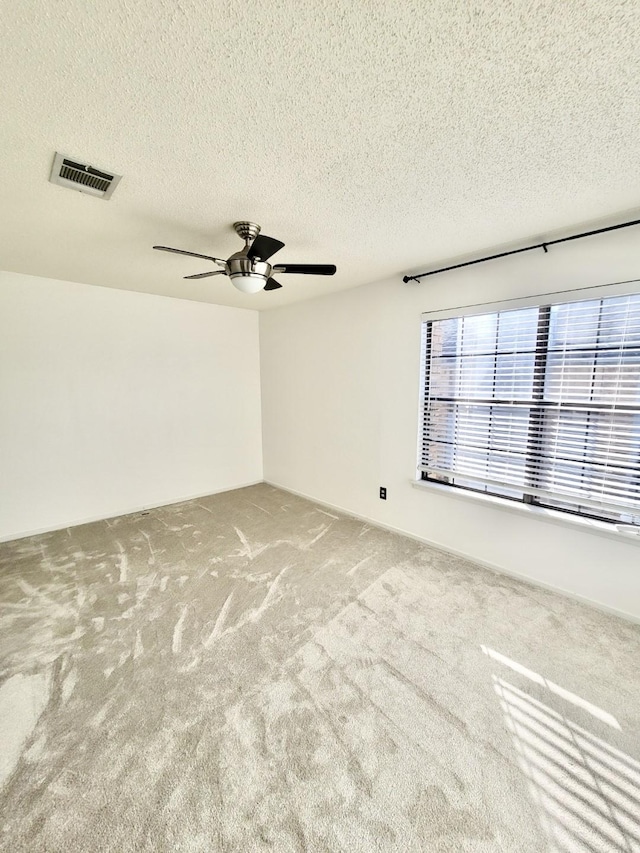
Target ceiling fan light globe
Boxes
[230,273,266,294]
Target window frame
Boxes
[417,280,640,528]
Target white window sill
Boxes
[411,479,640,545]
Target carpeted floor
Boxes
[0,484,639,852]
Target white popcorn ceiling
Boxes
[1,0,640,309]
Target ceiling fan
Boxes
[153,221,337,294]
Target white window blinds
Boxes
[419,291,640,524]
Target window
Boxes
[419,289,640,526]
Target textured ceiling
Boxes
[1,0,640,309]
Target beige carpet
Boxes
[0,484,639,852]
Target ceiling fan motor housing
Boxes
[227,256,271,293]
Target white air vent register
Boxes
[49,152,122,199]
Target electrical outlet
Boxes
[379,486,387,500]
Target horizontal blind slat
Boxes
[418,465,640,515]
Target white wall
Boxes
[0,271,263,540]
[260,227,640,621]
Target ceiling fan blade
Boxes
[153,245,225,264]
[183,271,226,280]
[272,264,336,276]
[264,277,283,291]
[247,235,285,261]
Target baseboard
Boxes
[264,480,640,626]
[0,480,263,543]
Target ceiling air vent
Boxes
[49,152,122,200]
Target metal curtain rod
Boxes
[402,216,640,283]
